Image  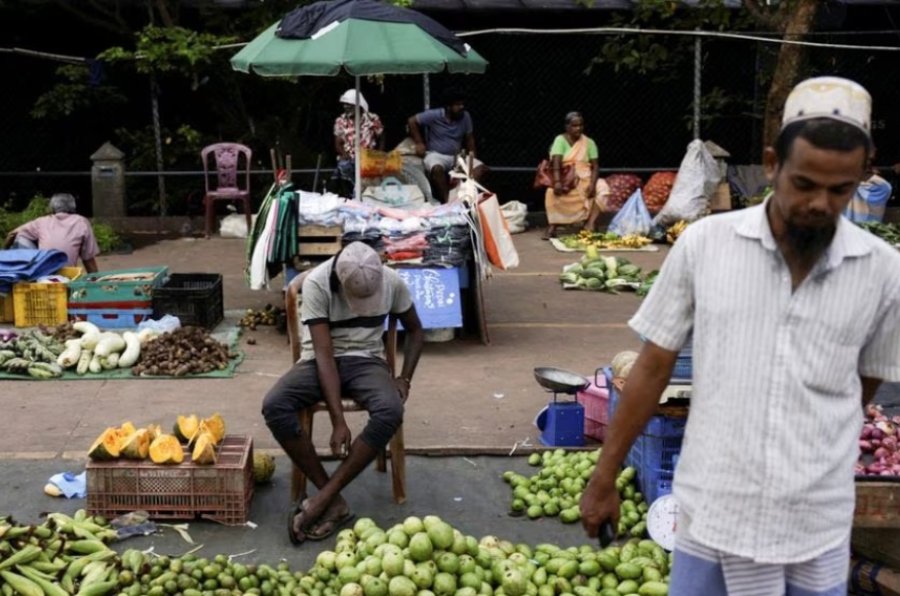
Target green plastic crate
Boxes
[68,266,169,307]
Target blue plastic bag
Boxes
[609,189,653,237]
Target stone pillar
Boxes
[90,142,126,218]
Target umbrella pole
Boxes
[354,75,362,202]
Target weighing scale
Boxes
[646,494,679,551]
[533,367,590,448]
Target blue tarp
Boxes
[0,249,69,294]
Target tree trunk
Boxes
[762,0,819,149]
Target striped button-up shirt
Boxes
[630,202,900,563]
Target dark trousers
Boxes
[262,356,403,450]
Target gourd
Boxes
[191,432,217,465]
[88,428,121,460]
[118,331,141,368]
[149,434,184,465]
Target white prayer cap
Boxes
[782,76,872,136]
[339,89,369,113]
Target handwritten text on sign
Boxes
[395,268,462,329]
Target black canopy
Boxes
[277,0,467,55]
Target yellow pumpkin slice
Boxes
[119,421,137,436]
[146,424,162,440]
[88,428,121,461]
[173,415,199,443]
[120,429,151,460]
[202,413,226,444]
[149,434,184,465]
[191,432,217,465]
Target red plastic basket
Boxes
[86,435,253,525]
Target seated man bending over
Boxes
[408,87,487,203]
[262,241,424,544]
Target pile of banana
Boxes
[239,304,281,330]
[666,220,689,244]
[561,231,653,250]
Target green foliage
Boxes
[113,124,205,215]
[0,196,50,239]
[98,25,237,76]
[92,222,123,253]
[589,0,746,80]
[31,65,128,120]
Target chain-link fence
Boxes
[1,29,899,215]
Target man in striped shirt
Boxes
[581,77,900,595]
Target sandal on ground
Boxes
[305,503,356,542]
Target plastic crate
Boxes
[0,294,13,323]
[12,266,83,327]
[86,435,253,525]
[606,367,687,503]
[578,368,610,441]
[152,273,224,329]
[639,335,692,380]
[68,307,154,329]
[68,266,168,306]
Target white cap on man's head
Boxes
[339,89,369,113]
[335,242,384,316]
[781,76,872,136]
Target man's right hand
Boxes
[330,421,352,457]
[580,475,620,539]
[414,142,426,157]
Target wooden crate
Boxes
[855,481,900,528]
[298,225,342,257]
[853,528,900,570]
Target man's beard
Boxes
[785,220,836,258]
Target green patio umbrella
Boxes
[231,20,488,77]
[231,0,488,200]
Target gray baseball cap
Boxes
[335,242,384,316]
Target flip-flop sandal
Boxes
[305,510,357,542]
[287,498,307,545]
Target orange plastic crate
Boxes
[12,266,82,327]
[86,435,253,526]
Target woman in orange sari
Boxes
[543,112,609,239]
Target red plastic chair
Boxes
[201,143,252,238]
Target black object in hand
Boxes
[598,521,615,548]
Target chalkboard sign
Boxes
[395,267,462,329]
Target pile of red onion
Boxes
[856,404,900,477]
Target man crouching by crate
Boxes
[581,77,900,595]
[262,241,424,545]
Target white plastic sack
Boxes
[609,189,653,237]
[219,213,250,238]
[137,314,181,333]
[654,139,720,227]
[500,201,528,234]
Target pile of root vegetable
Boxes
[131,327,236,377]
[0,511,672,596]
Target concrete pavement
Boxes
[1,229,658,457]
